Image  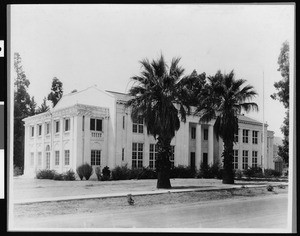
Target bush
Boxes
[234,169,243,179]
[64,169,76,181]
[267,185,274,191]
[170,165,196,178]
[137,167,157,179]
[111,165,131,180]
[101,166,111,181]
[76,163,93,180]
[243,166,263,178]
[14,166,23,176]
[197,162,222,179]
[264,169,281,178]
[53,173,65,180]
[36,169,56,179]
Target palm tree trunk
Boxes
[156,136,172,189]
[222,139,235,184]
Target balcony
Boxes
[91,131,104,140]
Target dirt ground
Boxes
[13,185,288,220]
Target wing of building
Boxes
[22,86,275,178]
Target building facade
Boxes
[22,86,275,178]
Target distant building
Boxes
[273,136,286,173]
[22,86,275,178]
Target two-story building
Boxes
[22,86,275,178]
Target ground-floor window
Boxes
[170,145,175,168]
[37,152,42,166]
[233,149,238,169]
[132,142,143,169]
[252,151,258,168]
[55,151,60,165]
[46,152,50,169]
[64,150,70,165]
[149,144,158,169]
[30,152,34,166]
[91,150,101,166]
[242,150,248,169]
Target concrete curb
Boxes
[14,183,288,205]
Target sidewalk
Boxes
[13,178,288,204]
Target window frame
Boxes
[55,120,60,133]
[132,116,143,134]
[252,151,258,167]
[252,131,258,144]
[30,126,35,137]
[91,150,101,166]
[132,142,143,168]
[55,150,60,166]
[242,129,249,143]
[149,144,158,169]
[203,129,208,141]
[64,150,70,166]
[64,118,70,132]
[37,124,42,136]
[242,150,249,169]
[233,149,239,169]
[90,118,103,132]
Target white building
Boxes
[22,86,275,178]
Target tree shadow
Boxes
[170,186,211,190]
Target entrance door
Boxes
[190,152,195,170]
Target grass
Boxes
[14,185,288,219]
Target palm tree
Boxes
[195,70,258,184]
[126,55,198,188]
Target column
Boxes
[195,124,202,170]
[208,124,214,165]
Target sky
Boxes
[9,4,294,138]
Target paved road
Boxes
[13,193,288,230]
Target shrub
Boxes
[101,166,111,181]
[264,169,281,178]
[76,163,93,180]
[53,173,65,180]
[267,185,274,191]
[111,165,131,180]
[14,166,23,176]
[243,166,263,178]
[234,169,243,179]
[170,165,196,178]
[64,169,76,181]
[197,162,222,179]
[36,169,56,179]
[198,162,211,178]
[137,167,157,179]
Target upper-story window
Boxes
[242,129,249,143]
[191,127,196,139]
[64,118,70,132]
[132,116,143,134]
[90,118,102,131]
[122,116,125,130]
[252,131,258,144]
[37,124,42,136]
[203,129,208,141]
[55,120,60,133]
[45,123,50,135]
[30,126,34,137]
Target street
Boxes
[12,193,288,230]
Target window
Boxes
[233,150,238,169]
[123,116,125,129]
[55,151,60,165]
[55,120,60,133]
[203,153,208,166]
[204,129,208,141]
[234,131,238,143]
[30,126,34,137]
[149,144,158,169]
[64,150,70,165]
[64,118,70,132]
[38,124,42,136]
[242,150,248,169]
[82,116,85,131]
[90,118,102,131]
[38,152,42,166]
[252,151,258,167]
[252,131,258,144]
[122,148,125,161]
[30,152,34,166]
[45,145,50,169]
[191,126,196,139]
[91,150,101,166]
[132,143,143,168]
[242,129,249,143]
[45,123,50,135]
[170,145,175,168]
[132,116,143,134]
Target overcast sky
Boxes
[10,4,294,138]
